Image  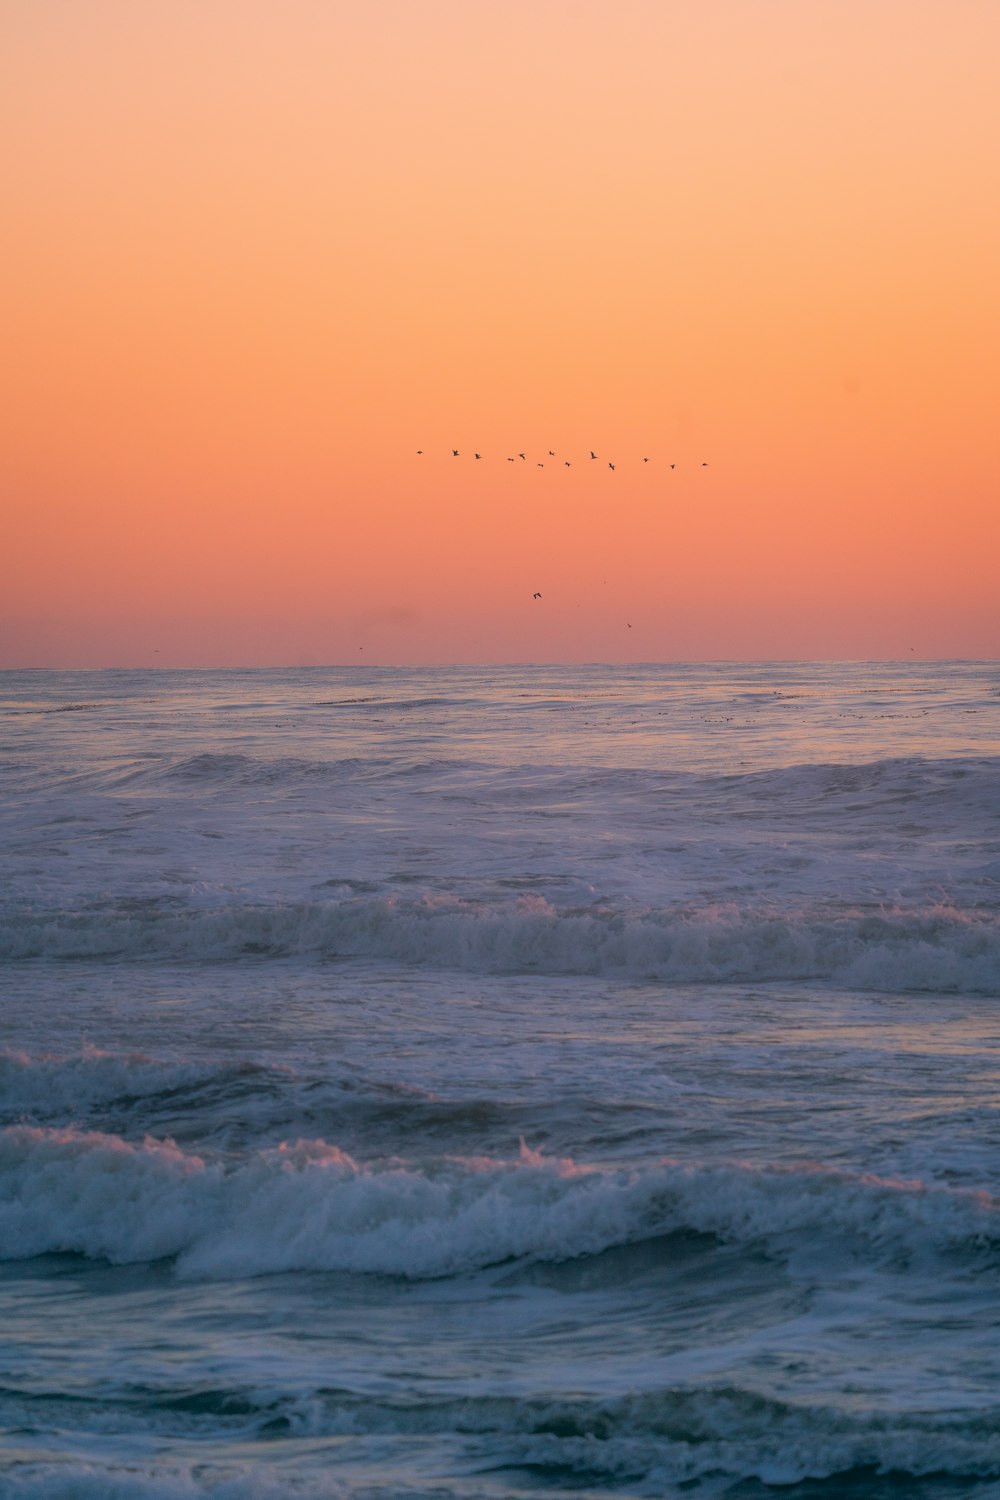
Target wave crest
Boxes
[1,1127,996,1279]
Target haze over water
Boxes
[1,661,999,1498]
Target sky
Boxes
[2,0,998,666]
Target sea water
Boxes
[1,661,999,1499]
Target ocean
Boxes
[1,661,999,1500]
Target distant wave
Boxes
[13,747,1000,804]
[308,694,464,711]
[139,750,480,788]
[36,702,103,714]
[2,1129,996,1279]
[3,897,999,992]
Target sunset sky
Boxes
[3,0,998,665]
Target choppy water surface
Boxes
[1,662,999,1499]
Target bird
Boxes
[564,461,571,467]
[452,449,459,457]
[643,457,649,463]
[416,449,423,455]
[548,450,555,456]
[532,592,542,599]
[670,463,676,470]
[518,453,526,460]
[537,462,544,467]
[608,462,615,471]
[590,451,597,460]
[507,456,515,462]
[701,462,709,467]
[627,622,632,629]
[475,453,482,460]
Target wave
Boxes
[0,1047,521,1151]
[3,1384,1000,1493]
[1,1129,996,1279]
[18,746,1000,804]
[116,750,482,789]
[0,1046,244,1119]
[35,702,103,714]
[3,897,999,991]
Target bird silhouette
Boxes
[701,462,709,467]
[643,457,649,463]
[608,462,615,471]
[537,463,544,467]
[519,453,526,460]
[507,456,515,462]
[590,451,597,460]
[532,592,542,599]
[416,449,423,455]
[564,461,571,467]
[475,453,482,460]
[670,463,676,470]
[452,449,459,457]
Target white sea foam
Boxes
[1,1128,996,1278]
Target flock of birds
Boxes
[417,448,709,470]
[412,448,711,619]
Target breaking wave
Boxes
[1,1128,996,1279]
[3,898,999,992]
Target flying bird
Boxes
[701,462,709,467]
[475,453,482,460]
[537,462,544,467]
[532,592,542,599]
[416,449,423,455]
[608,462,615,471]
[643,457,649,463]
[564,461,571,467]
[452,449,459,457]
[507,456,515,462]
[670,463,676,470]
[519,453,526,460]
[590,451,597,460]
[548,450,555,456]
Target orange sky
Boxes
[3,0,998,665]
